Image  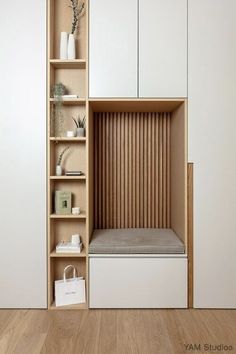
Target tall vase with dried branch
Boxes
[56,146,70,176]
[68,0,85,59]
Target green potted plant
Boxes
[51,83,67,137]
[72,115,86,137]
[56,146,70,176]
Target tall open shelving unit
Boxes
[47,0,89,309]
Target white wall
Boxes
[0,0,46,307]
[189,0,236,308]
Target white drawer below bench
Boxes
[89,255,188,308]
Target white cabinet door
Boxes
[0,0,46,308]
[89,0,138,98]
[189,0,236,308]
[139,0,187,98]
[90,257,187,308]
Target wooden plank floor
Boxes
[0,309,235,354]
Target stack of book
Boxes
[54,95,79,100]
[65,171,84,176]
[56,241,83,253]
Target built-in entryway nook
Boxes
[47,0,194,310]
[87,99,189,308]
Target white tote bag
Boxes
[55,265,86,307]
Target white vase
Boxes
[76,128,85,137]
[68,34,76,59]
[56,165,62,176]
[60,32,68,59]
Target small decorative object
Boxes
[61,94,79,99]
[56,235,82,253]
[56,146,70,175]
[71,234,80,245]
[65,170,83,176]
[72,207,81,215]
[56,165,62,176]
[60,32,68,59]
[69,0,85,59]
[66,131,75,137]
[68,34,76,59]
[55,191,72,215]
[72,114,86,137]
[56,240,83,253]
[51,83,67,136]
[55,265,85,306]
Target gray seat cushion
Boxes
[89,228,185,254]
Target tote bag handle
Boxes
[63,265,77,282]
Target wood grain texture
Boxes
[188,163,194,308]
[94,112,171,228]
[0,309,235,354]
[170,102,187,244]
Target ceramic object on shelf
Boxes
[72,207,81,215]
[71,234,81,245]
[68,34,76,59]
[56,165,62,176]
[66,130,75,137]
[60,32,68,59]
[76,128,85,137]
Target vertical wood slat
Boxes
[163,113,167,228]
[136,114,140,227]
[147,113,152,228]
[132,113,136,228]
[159,114,163,228]
[167,115,171,228]
[94,112,171,229]
[98,113,102,228]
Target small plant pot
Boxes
[76,128,85,137]
[56,165,62,176]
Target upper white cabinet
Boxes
[89,0,138,98]
[89,0,187,98]
[139,0,187,98]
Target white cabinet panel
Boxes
[89,257,187,308]
[89,0,137,98]
[0,0,46,308]
[189,0,236,308]
[139,0,187,98]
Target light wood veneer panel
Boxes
[94,112,171,228]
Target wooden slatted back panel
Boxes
[94,112,171,229]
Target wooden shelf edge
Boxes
[50,59,86,69]
[50,137,86,142]
[50,250,87,258]
[50,98,86,105]
[50,213,86,219]
[49,302,87,310]
[50,176,86,180]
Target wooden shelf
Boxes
[50,59,86,69]
[50,176,86,180]
[48,0,88,311]
[49,302,87,310]
[50,98,86,105]
[50,137,86,142]
[50,213,86,219]
[50,249,86,258]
